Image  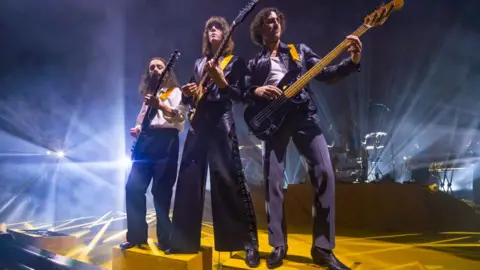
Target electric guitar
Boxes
[131,50,181,160]
[244,0,404,141]
[187,0,261,123]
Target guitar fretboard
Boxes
[283,24,368,98]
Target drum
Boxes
[363,132,388,150]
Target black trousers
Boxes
[125,128,179,245]
[264,113,336,250]
[169,114,258,252]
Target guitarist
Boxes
[120,57,185,251]
[245,8,362,270]
[166,17,260,268]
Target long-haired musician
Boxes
[120,57,185,251]
[166,16,260,268]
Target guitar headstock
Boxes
[363,0,404,28]
[233,0,261,25]
[165,50,181,69]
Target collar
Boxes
[261,41,290,56]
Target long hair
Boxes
[250,7,286,47]
[202,16,235,58]
[138,57,180,95]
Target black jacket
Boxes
[244,42,360,113]
[183,55,248,128]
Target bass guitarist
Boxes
[166,16,260,268]
[121,57,185,251]
[244,8,362,270]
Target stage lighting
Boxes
[120,156,132,166]
[56,151,65,158]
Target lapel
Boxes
[278,42,291,71]
[279,42,302,72]
[196,57,208,82]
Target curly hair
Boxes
[202,16,235,58]
[250,7,286,47]
[138,57,180,95]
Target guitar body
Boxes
[244,69,308,141]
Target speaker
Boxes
[0,232,102,270]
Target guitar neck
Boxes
[284,24,368,98]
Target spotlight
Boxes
[46,151,52,155]
[120,156,132,167]
[56,151,65,158]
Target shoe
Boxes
[245,248,260,268]
[119,241,145,250]
[311,247,350,270]
[155,242,168,251]
[266,246,287,269]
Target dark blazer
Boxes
[245,42,360,113]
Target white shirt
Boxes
[265,56,288,86]
[135,87,186,132]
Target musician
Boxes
[166,17,260,268]
[120,57,185,251]
[245,8,362,269]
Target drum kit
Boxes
[330,103,392,183]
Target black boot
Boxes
[245,248,260,268]
[266,246,288,269]
[311,247,350,270]
[119,241,145,250]
[155,242,168,251]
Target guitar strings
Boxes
[253,25,366,123]
[252,25,368,125]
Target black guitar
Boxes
[131,50,181,160]
[187,0,261,123]
[244,0,404,141]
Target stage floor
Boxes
[5,214,479,270]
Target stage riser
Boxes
[248,183,480,235]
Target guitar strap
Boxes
[220,54,234,70]
[158,87,175,100]
[287,44,301,63]
[200,54,234,75]
[197,55,234,96]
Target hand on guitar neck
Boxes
[345,35,362,64]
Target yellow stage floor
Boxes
[3,214,480,269]
[66,222,480,269]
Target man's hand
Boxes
[182,83,198,96]
[346,35,362,64]
[205,59,228,88]
[253,85,283,100]
[144,94,160,108]
[129,127,141,138]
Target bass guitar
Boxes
[131,50,181,160]
[244,0,404,141]
[187,0,260,123]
